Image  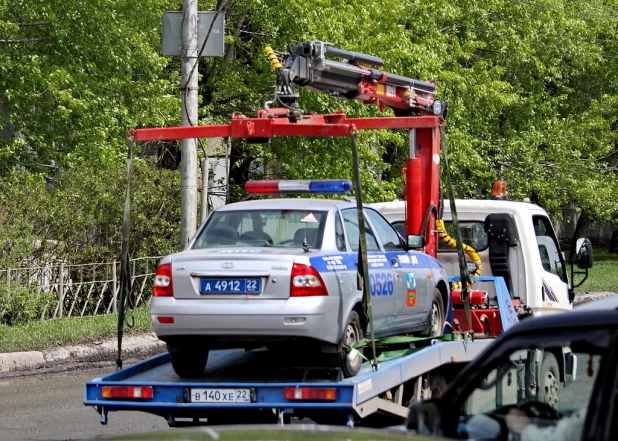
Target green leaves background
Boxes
[1,0,618,265]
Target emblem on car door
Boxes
[221,262,235,269]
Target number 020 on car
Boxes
[190,388,252,403]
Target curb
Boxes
[0,332,166,374]
[1,293,615,374]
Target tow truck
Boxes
[84,40,593,428]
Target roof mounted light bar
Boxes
[245,179,353,195]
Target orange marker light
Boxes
[490,180,508,200]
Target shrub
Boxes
[0,283,56,325]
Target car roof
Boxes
[574,295,618,311]
[370,199,546,216]
[213,197,359,212]
[504,299,618,336]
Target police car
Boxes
[151,180,449,378]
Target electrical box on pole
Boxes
[162,11,225,57]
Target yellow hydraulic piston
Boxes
[435,219,482,289]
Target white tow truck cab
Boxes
[371,182,594,320]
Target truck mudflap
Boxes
[84,337,493,427]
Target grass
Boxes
[1,248,617,354]
[0,307,152,353]
[573,248,618,293]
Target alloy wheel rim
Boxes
[431,302,441,335]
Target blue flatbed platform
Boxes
[84,337,493,427]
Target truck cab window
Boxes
[437,221,488,252]
[532,216,567,283]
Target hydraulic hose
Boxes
[264,46,282,69]
[435,218,482,289]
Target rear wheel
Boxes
[167,343,209,378]
[421,288,445,337]
[326,311,363,378]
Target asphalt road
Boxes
[0,363,170,441]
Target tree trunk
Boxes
[609,230,618,254]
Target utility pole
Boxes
[180,0,198,248]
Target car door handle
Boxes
[391,258,399,267]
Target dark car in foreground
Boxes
[406,296,618,441]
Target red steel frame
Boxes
[129,109,442,258]
[128,109,514,336]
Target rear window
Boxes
[438,221,488,251]
[192,209,327,249]
[392,220,488,251]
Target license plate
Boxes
[190,388,253,403]
[200,278,261,294]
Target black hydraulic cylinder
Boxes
[323,46,384,67]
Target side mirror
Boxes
[406,398,440,435]
[408,235,425,249]
[575,238,593,269]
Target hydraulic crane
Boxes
[132,40,448,261]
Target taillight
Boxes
[284,387,337,401]
[290,263,328,297]
[153,263,173,297]
[102,386,154,399]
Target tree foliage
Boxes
[1,0,618,266]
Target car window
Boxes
[192,209,326,248]
[341,208,380,252]
[392,221,406,238]
[533,215,567,283]
[456,337,609,441]
[335,212,347,251]
[364,208,404,250]
[437,221,488,252]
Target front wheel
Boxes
[420,288,445,337]
[167,343,209,378]
[538,352,560,409]
[326,311,364,378]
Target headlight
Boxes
[432,99,444,116]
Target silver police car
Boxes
[151,195,449,378]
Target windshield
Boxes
[192,209,326,249]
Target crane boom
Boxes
[268,40,445,117]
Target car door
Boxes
[532,215,571,306]
[364,208,430,330]
[411,326,617,441]
[341,208,395,334]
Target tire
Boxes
[420,288,445,337]
[538,352,560,409]
[406,373,449,408]
[326,311,364,378]
[167,343,209,378]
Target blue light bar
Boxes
[245,179,352,194]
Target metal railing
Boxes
[0,256,163,320]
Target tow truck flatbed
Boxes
[84,336,493,427]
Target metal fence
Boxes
[0,256,163,320]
